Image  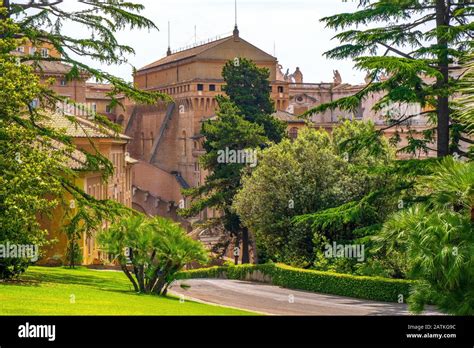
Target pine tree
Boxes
[222,58,286,143]
[180,96,267,264]
[306,0,474,158]
[180,58,286,264]
[0,1,165,276]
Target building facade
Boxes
[38,112,135,266]
[21,28,436,264]
[15,42,135,265]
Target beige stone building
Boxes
[118,26,435,262]
[124,27,433,224]
[19,27,436,263]
[125,28,291,226]
[15,42,135,265]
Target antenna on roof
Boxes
[167,21,172,56]
[233,0,239,39]
[235,0,237,27]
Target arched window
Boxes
[289,127,299,140]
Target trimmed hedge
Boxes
[177,263,414,303]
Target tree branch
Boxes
[379,110,435,132]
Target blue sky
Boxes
[64,0,364,84]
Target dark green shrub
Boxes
[270,264,412,303]
[0,258,29,280]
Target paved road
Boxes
[170,279,440,316]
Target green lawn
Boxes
[0,267,256,316]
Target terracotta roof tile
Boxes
[25,61,90,77]
[45,111,131,140]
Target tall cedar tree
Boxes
[222,58,287,143]
[180,59,286,264]
[180,96,268,264]
[305,0,473,158]
[0,0,167,271]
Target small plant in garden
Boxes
[98,215,209,296]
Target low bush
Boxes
[177,263,414,303]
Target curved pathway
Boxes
[170,279,440,316]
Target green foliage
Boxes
[309,0,474,157]
[180,96,266,225]
[376,157,474,314]
[0,1,166,277]
[177,263,414,303]
[234,121,394,266]
[65,241,83,268]
[5,0,168,106]
[181,77,273,263]
[295,156,444,277]
[181,58,287,263]
[0,266,254,315]
[222,58,286,143]
[0,35,65,278]
[453,55,474,156]
[98,215,209,296]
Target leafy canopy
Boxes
[306,0,474,157]
[0,1,166,276]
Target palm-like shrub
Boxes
[98,215,208,295]
[455,56,474,137]
[377,158,474,315]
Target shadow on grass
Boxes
[0,279,41,287]
[2,267,189,305]
[10,267,130,291]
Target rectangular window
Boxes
[209,84,216,92]
[278,86,284,93]
[41,48,49,58]
[16,46,25,53]
[106,105,112,113]
[197,84,204,91]
[60,79,67,86]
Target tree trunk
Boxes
[146,268,160,293]
[250,231,258,264]
[133,265,146,293]
[241,228,250,264]
[435,0,451,157]
[1,1,10,19]
[121,264,139,293]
